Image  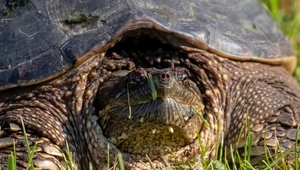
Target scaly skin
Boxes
[0,46,300,169]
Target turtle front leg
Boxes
[0,55,109,169]
[0,86,76,170]
[226,61,300,166]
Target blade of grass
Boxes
[262,152,290,170]
[145,155,156,170]
[27,143,37,170]
[245,132,253,162]
[263,133,271,166]
[197,133,206,158]
[117,153,125,170]
[13,140,16,168]
[277,139,287,169]
[64,142,76,170]
[216,123,223,162]
[19,116,36,170]
[89,162,93,170]
[8,139,17,170]
[244,114,252,162]
[229,144,237,170]
[191,106,209,127]
[295,127,299,170]
[262,160,273,170]
[107,143,110,170]
[270,0,279,19]
[8,154,15,170]
[147,73,157,101]
[126,83,132,119]
[246,132,253,162]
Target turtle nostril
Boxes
[166,73,170,79]
[160,71,172,81]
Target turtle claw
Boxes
[33,155,66,170]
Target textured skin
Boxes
[0,45,300,169]
[0,0,295,89]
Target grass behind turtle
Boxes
[260,0,300,83]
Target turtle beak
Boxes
[152,69,174,101]
[160,92,168,101]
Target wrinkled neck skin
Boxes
[5,44,299,169]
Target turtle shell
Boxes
[0,0,295,90]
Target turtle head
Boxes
[97,67,205,156]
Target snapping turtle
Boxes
[0,0,299,169]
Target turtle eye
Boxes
[182,74,187,80]
[174,72,188,81]
[126,69,147,87]
[181,74,190,87]
[179,73,188,81]
[128,74,140,85]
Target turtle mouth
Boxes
[99,97,203,156]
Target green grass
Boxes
[199,123,299,170]
[260,0,300,83]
